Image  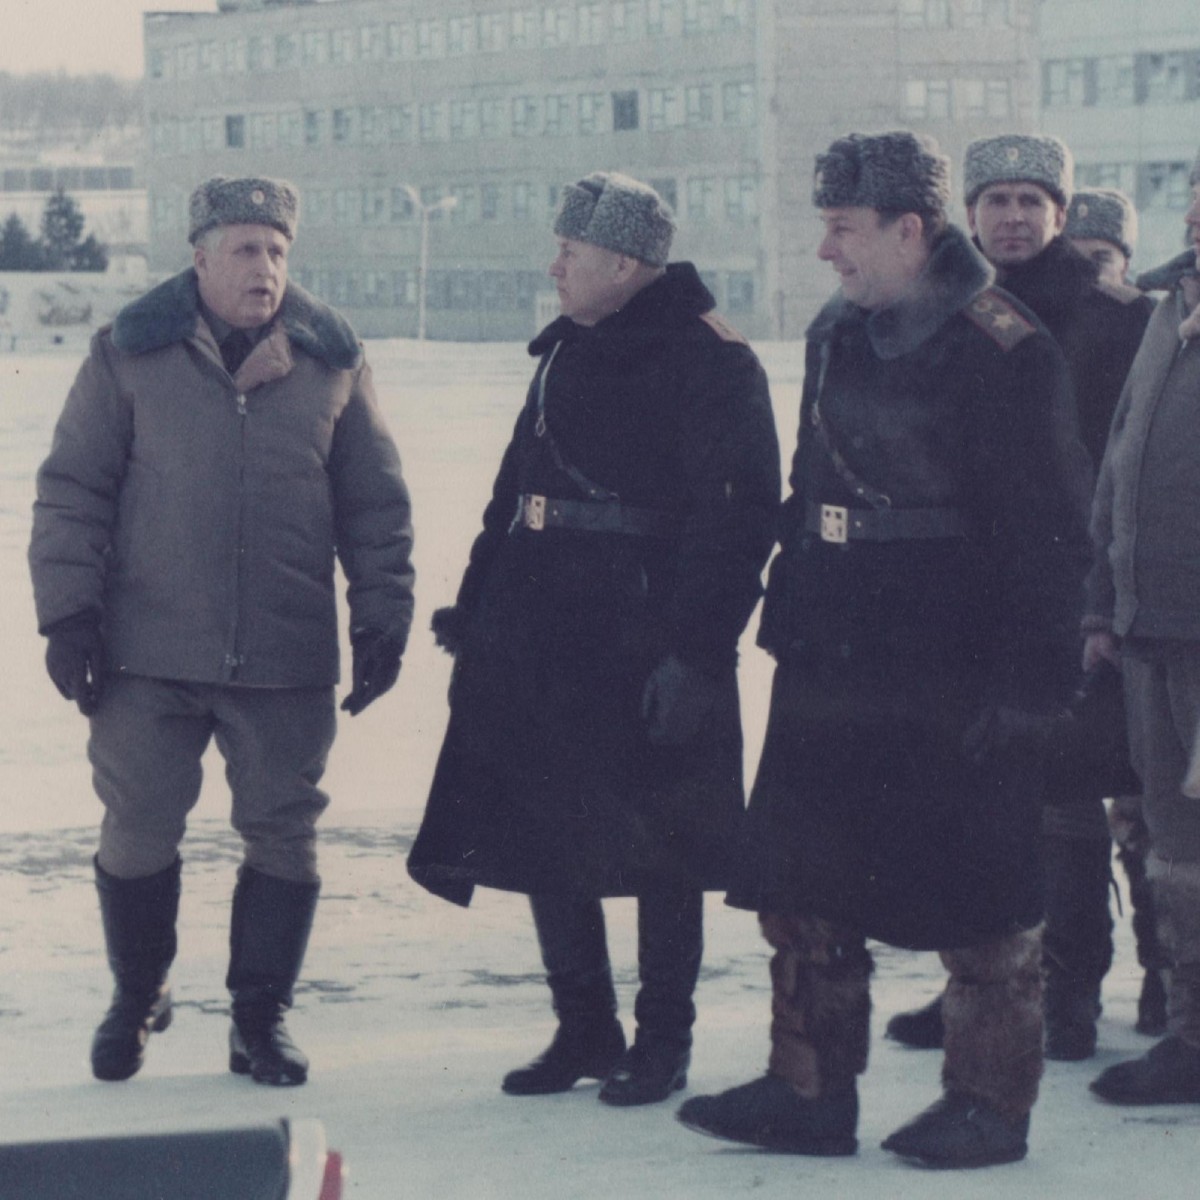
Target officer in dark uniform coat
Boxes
[677,132,1092,1169]
[407,173,780,1108]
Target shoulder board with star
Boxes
[963,288,1036,351]
[698,310,748,346]
[1093,277,1144,306]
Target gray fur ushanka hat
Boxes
[963,134,1074,208]
[812,131,952,217]
[553,172,675,267]
[188,175,300,245]
[1064,189,1138,259]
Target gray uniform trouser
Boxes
[88,675,336,884]
[1123,639,1200,1043]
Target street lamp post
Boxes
[399,184,458,341]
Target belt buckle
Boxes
[524,494,546,531]
[820,504,848,544]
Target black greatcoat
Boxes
[407,264,781,907]
[731,227,1094,950]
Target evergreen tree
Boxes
[73,233,109,273]
[39,187,86,270]
[0,212,44,270]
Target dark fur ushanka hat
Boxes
[963,134,1073,208]
[1064,189,1138,259]
[813,131,952,217]
[553,172,675,267]
[188,175,299,245]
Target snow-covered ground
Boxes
[0,339,1193,1198]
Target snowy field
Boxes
[0,338,1193,1198]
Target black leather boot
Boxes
[91,856,180,1082]
[1137,969,1169,1037]
[1091,1036,1200,1105]
[503,895,625,1096]
[600,889,702,1107]
[885,994,945,1049]
[226,866,319,1087]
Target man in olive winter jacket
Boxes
[28,176,415,1087]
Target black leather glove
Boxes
[641,655,723,747]
[962,703,1054,765]
[431,606,468,657]
[44,613,104,717]
[341,627,404,716]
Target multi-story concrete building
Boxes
[143,0,1039,339]
[1040,0,1199,276]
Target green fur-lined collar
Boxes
[111,269,362,370]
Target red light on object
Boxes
[319,1150,345,1200]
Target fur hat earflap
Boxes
[188,175,300,245]
[813,131,951,218]
[1064,189,1138,259]
[963,134,1073,208]
[553,172,675,267]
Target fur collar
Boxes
[111,269,362,370]
[807,225,993,360]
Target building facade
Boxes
[1040,0,1200,276]
[143,0,1038,340]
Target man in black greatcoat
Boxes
[407,172,780,1107]
[676,132,1092,1168]
[888,137,1155,1061]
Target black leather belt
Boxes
[514,493,678,538]
[805,501,968,543]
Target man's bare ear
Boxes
[898,212,924,243]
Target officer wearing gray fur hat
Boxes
[1065,188,1140,284]
[409,170,780,1109]
[678,130,1093,1168]
[888,135,1157,1066]
[29,175,415,1088]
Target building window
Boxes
[898,0,949,27]
[903,78,950,120]
[416,19,445,58]
[727,272,755,313]
[301,30,328,66]
[418,103,445,142]
[478,13,506,52]
[512,96,542,137]
[1044,59,1088,108]
[962,0,1011,28]
[332,108,359,145]
[333,189,360,226]
[1094,56,1135,106]
[611,0,640,40]
[722,81,755,125]
[394,270,417,307]
[612,90,640,131]
[391,188,415,222]
[360,106,387,145]
[648,88,680,131]
[176,44,198,79]
[683,0,716,35]
[513,182,534,221]
[360,25,386,62]
[481,183,501,220]
[962,78,1011,119]
[511,9,540,47]
[578,3,604,43]
[685,84,714,127]
[331,28,356,64]
[450,100,479,140]
[387,106,412,142]
[725,175,757,221]
[543,6,572,46]
[451,185,477,223]
[225,115,245,149]
[273,34,296,69]
[224,39,246,73]
[363,187,388,225]
[447,16,473,55]
[306,190,330,226]
[248,113,276,149]
[248,36,273,71]
[148,48,169,80]
[304,110,324,146]
[579,93,606,134]
[1077,161,1136,195]
[544,95,572,136]
[480,99,505,138]
[649,177,678,211]
[1140,53,1190,104]
[686,177,718,220]
[387,23,413,60]
[279,111,302,147]
[720,0,751,30]
[198,41,220,74]
[646,0,674,36]
[201,117,222,151]
[1140,161,1190,211]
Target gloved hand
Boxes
[962,703,1054,765]
[44,613,104,717]
[641,655,723,747]
[431,606,468,657]
[341,627,404,716]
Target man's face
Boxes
[1069,237,1130,287]
[548,238,627,326]
[194,223,289,329]
[1186,183,1200,271]
[817,206,919,311]
[968,182,1066,267]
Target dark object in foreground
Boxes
[0,1119,344,1199]
[880,1091,1030,1168]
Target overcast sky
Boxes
[1,0,214,78]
